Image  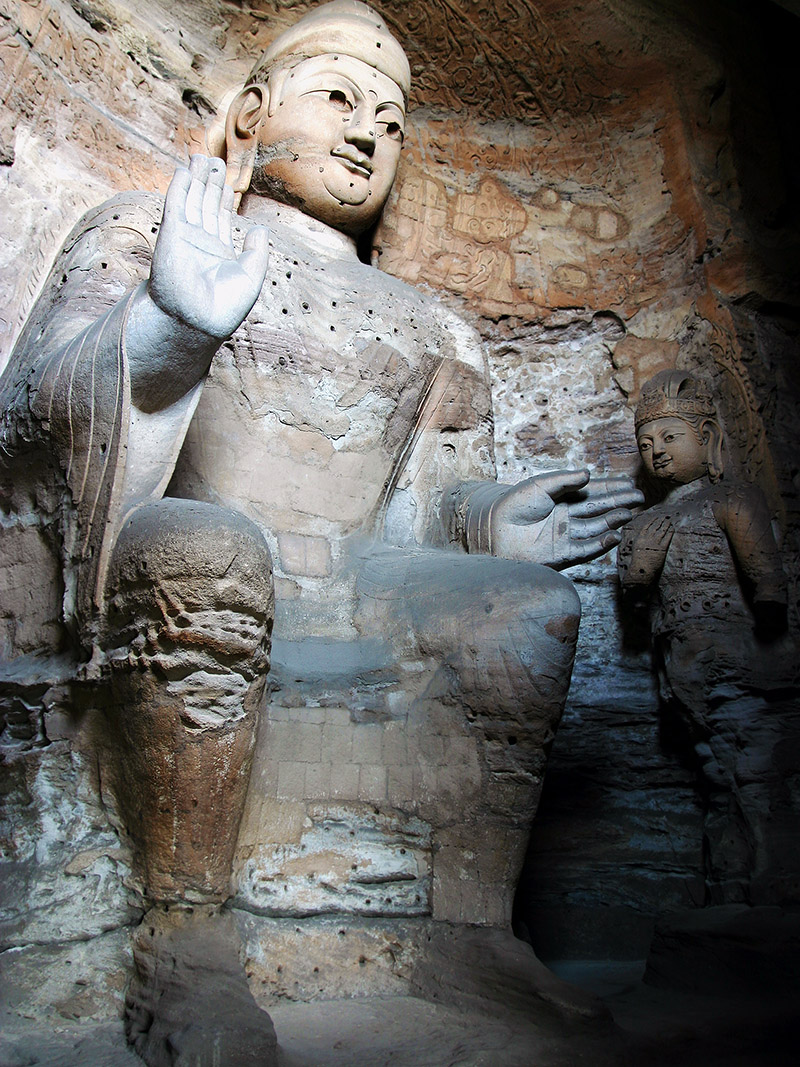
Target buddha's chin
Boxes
[322,165,373,207]
[324,181,371,208]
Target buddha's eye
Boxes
[383,121,404,142]
[328,90,353,112]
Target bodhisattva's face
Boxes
[637,416,708,485]
[253,53,405,236]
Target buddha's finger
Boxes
[185,155,211,227]
[202,160,226,235]
[162,166,192,225]
[572,509,633,538]
[219,184,235,246]
[570,489,643,518]
[565,530,623,564]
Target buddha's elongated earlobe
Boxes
[224,85,269,205]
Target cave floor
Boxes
[1,961,797,1066]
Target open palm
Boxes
[149,155,269,340]
[490,470,644,568]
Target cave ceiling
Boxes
[39,0,682,123]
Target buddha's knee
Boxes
[414,556,581,721]
[103,498,274,681]
[98,500,273,901]
[474,556,581,627]
[456,563,584,721]
[478,559,581,671]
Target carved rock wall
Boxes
[1,0,798,963]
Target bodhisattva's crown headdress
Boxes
[635,369,725,482]
[634,370,717,432]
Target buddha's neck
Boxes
[238,194,360,260]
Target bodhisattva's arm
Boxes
[712,484,788,626]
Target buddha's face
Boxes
[636,416,708,485]
[252,53,405,236]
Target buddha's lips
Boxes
[331,149,373,178]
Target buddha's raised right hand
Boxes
[126,155,269,412]
[150,155,269,339]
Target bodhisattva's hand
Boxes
[622,513,674,585]
[126,155,269,412]
[490,469,644,569]
[150,155,269,338]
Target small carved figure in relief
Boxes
[618,369,798,905]
[1,1,642,1058]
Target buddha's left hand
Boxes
[489,470,644,569]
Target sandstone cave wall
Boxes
[1,0,797,959]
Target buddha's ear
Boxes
[224,84,268,200]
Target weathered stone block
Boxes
[277,532,332,578]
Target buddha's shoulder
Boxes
[45,191,166,277]
[70,190,164,239]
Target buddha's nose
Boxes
[344,107,376,154]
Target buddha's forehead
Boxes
[277,53,406,112]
